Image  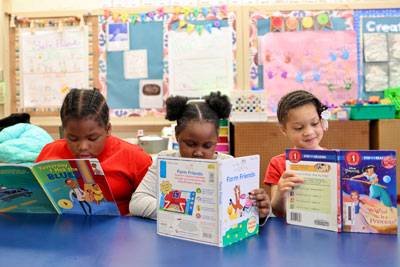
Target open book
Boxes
[0,159,120,215]
[286,149,397,234]
[157,155,260,247]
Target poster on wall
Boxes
[139,79,163,108]
[168,27,234,98]
[260,31,358,115]
[107,23,130,51]
[124,49,148,79]
[19,26,89,108]
[355,9,400,98]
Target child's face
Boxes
[280,103,324,150]
[63,117,111,159]
[176,121,218,159]
[351,192,359,201]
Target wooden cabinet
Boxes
[232,120,370,196]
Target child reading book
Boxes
[35,88,153,215]
[264,90,330,217]
[130,91,271,223]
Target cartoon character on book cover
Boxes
[341,151,397,234]
[36,159,120,215]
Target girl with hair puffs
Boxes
[130,91,271,224]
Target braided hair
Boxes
[165,91,232,136]
[277,90,327,127]
[60,88,109,129]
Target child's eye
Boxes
[203,144,213,149]
[88,136,99,141]
[67,137,78,142]
[185,142,195,147]
[294,127,303,131]
[312,122,320,126]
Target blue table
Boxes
[0,213,399,267]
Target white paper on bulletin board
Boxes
[19,26,89,108]
[168,27,234,98]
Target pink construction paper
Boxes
[260,31,358,115]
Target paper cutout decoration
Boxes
[301,16,315,31]
[316,12,332,30]
[202,7,209,18]
[148,11,155,21]
[271,17,284,32]
[193,8,200,18]
[187,23,195,34]
[112,13,120,22]
[175,7,181,15]
[184,7,191,18]
[131,14,137,25]
[104,10,112,19]
[213,21,221,30]
[220,5,227,15]
[285,17,298,31]
[204,23,212,33]
[156,7,164,18]
[139,13,147,23]
[211,6,218,16]
[178,20,187,29]
[196,25,203,35]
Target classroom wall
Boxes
[9,0,99,12]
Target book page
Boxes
[286,149,340,232]
[32,159,120,215]
[157,156,220,246]
[0,165,56,214]
[218,155,260,246]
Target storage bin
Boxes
[346,104,396,120]
[384,88,400,118]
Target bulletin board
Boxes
[354,8,400,99]
[9,16,99,116]
[248,8,358,116]
[98,6,238,117]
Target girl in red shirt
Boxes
[264,90,329,217]
[35,88,152,215]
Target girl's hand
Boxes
[249,188,271,219]
[277,170,304,194]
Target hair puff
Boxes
[165,95,189,121]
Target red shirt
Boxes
[264,153,286,185]
[35,135,152,215]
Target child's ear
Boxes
[279,124,288,136]
[106,123,112,136]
